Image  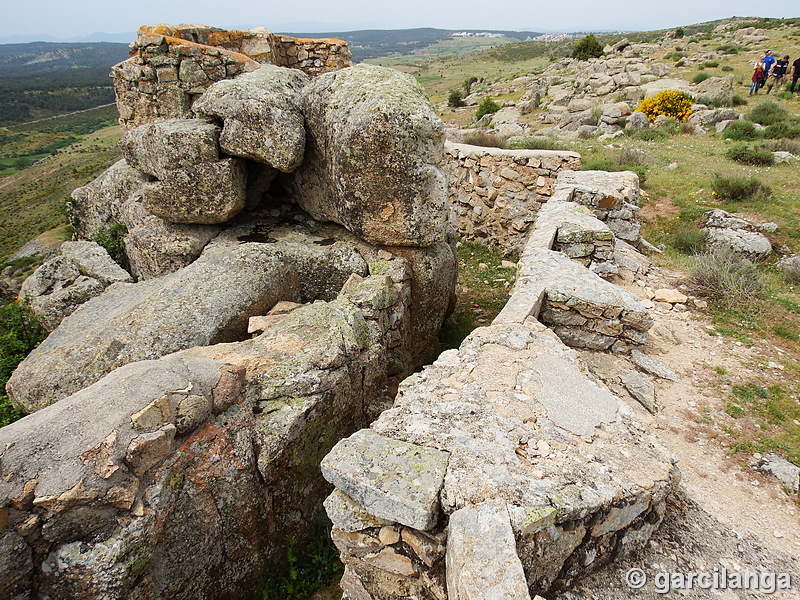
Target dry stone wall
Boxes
[445,141,581,253]
[320,159,671,599]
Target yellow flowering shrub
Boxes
[635,90,693,122]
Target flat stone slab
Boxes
[321,429,450,530]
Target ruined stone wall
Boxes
[320,167,671,599]
[444,141,581,254]
[113,25,351,130]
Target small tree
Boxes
[462,76,479,95]
[475,97,501,120]
[448,89,466,108]
[674,27,685,38]
[571,34,604,60]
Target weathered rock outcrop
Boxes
[193,64,309,172]
[70,159,221,279]
[7,219,370,412]
[285,64,448,247]
[702,208,773,261]
[0,277,407,599]
[18,241,133,330]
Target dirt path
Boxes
[563,262,800,598]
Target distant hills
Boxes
[0,42,130,75]
[0,28,542,124]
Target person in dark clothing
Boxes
[767,55,789,94]
[791,56,800,93]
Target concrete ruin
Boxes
[1,24,678,600]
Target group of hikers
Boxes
[750,49,800,95]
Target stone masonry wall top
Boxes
[113,24,351,129]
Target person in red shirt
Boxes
[750,63,766,95]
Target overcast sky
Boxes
[1,0,798,39]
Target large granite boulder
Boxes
[70,160,151,240]
[6,219,375,412]
[119,195,222,279]
[119,119,221,180]
[70,160,222,278]
[284,64,448,247]
[0,277,401,599]
[140,158,247,224]
[193,64,309,172]
[19,241,133,330]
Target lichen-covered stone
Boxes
[141,158,247,225]
[7,220,378,412]
[18,242,133,330]
[447,501,531,600]
[120,118,221,180]
[193,64,308,172]
[321,429,450,530]
[285,64,448,247]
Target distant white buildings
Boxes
[450,32,505,38]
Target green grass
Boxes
[256,519,343,600]
[0,105,122,259]
[440,240,516,350]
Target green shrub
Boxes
[722,120,761,140]
[256,519,343,600]
[663,51,686,61]
[583,157,646,184]
[462,131,508,148]
[763,121,800,139]
[448,89,465,108]
[721,65,734,72]
[716,44,741,54]
[92,223,128,268]
[462,76,479,94]
[732,95,748,106]
[725,144,774,166]
[628,127,668,141]
[673,225,707,254]
[571,34,604,60]
[747,101,789,126]
[692,72,711,84]
[689,250,764,310]
[712,174,772,201]
[0,300,47,427]
[701,60,720,68]
[509,137,568,150]
[674,27,685,38]
[475,97,501,120]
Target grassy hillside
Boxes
[415,17,800,467]
[286,28,541,62]
[0,104,121,257]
